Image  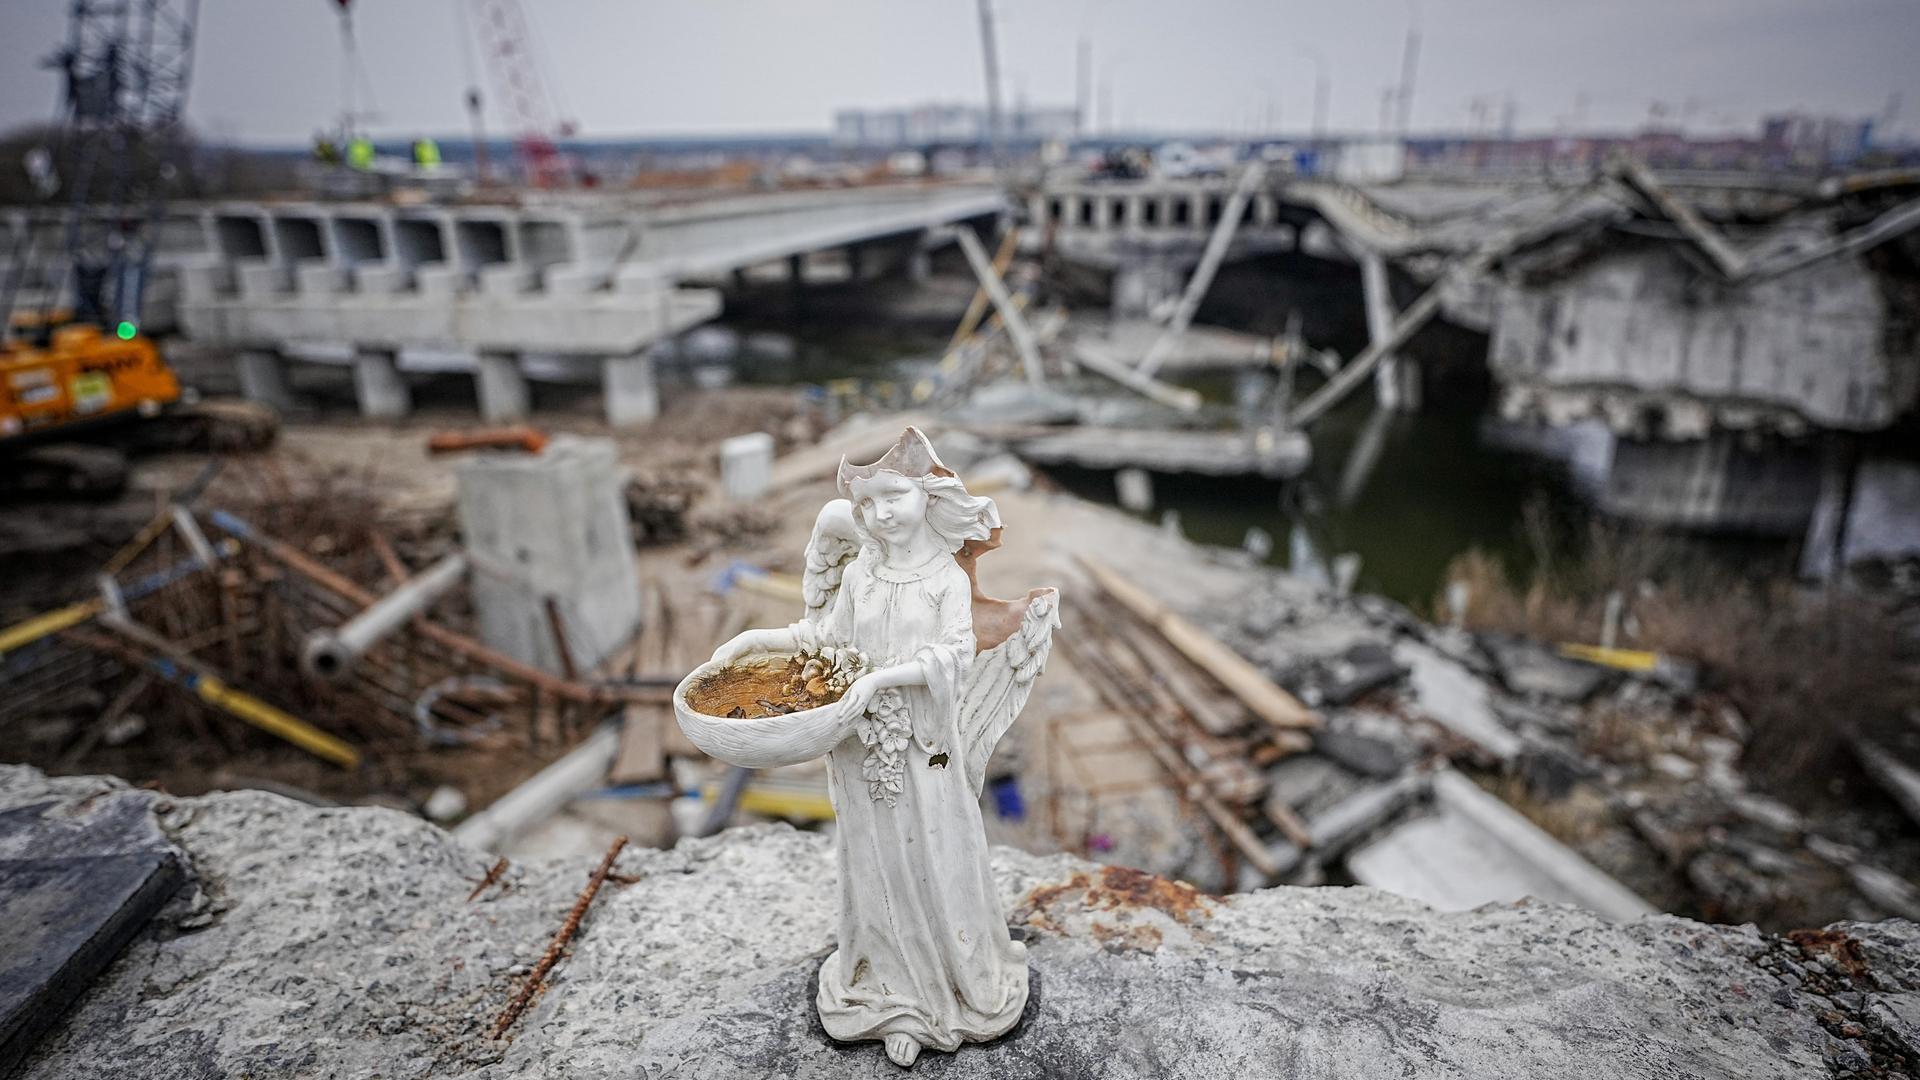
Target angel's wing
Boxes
[958,586,1060,797]
[801,499,862,622]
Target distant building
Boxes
[1761,113,1874,166]
[831,103,1079,148]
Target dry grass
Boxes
[1440,517,1918,797]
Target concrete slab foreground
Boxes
[0,798,185,1074]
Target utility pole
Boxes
[1076,37,1092,140]
[1297,46,1329,146]
[1395,24,1420,135]
[975,0,1005,175]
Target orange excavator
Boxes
[1,0,274,496]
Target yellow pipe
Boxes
[0,601,100,659]
[1557,642,1660,673]
[193,674,361,768]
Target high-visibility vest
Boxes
[348,138,374,170]
[414,138,441,167]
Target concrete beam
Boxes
[951,226,1046,386]
[179,286,721,355]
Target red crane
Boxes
[464,0,577,188]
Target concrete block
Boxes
[355,263,411,295]
[235,350,295,412]
[476,350,530,422]
[235,259,290,300]
[351,349,410,420]
[720,432,775,502]
[416,264,468,299]
[479,264,536,298]
[295,262,349,296]
[453,435,640,674]
[602,352,659,427]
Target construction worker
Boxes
[347,136,374,171]
[314,134,340,165]
[412,136,441,169]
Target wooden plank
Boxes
[1060,634,1281,879]
[1101,610,1248,736]
[1078,555,1318,731]
[609,703,667,784]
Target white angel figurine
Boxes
[704,426,1060,1067]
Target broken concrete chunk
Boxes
[1312,728,1409,779]
[1484,634,1611,703]
[1393,640,1522,762]
[1291,641,1406,708]
[1261,755,1360,823]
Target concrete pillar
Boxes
[1798,438,1855,581]
[847,244,866,282]
[1361,252,1420,412]
[906,248,932,283]
[602,350,659,427]
[351,348,410,420]
[235,349,295,412]
[787,253,807,306]
[1114,468,1154,513]
[476,350,530,423]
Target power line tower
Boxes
[465,0,576,188]
[31,0,200,333]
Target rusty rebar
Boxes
[467,856,510,902]
[488,835,628,1040]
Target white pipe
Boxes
[302,553,468,681]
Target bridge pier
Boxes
[603,349,660,427]
[235,349,295,413]
[351,348,410,420]
[476,350,530,423]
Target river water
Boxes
[696,315,1788,612]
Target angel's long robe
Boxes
[790,550,1029,1051]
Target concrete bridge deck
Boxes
[2,181,1005,425]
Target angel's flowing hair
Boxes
[919,474,1000,553]
[850,472,1000,556]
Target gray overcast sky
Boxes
[1,1,1916,144]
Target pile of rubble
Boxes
[1207,572,1920,930]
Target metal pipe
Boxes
[302,553,468,681]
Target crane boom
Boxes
[466,0,574,188]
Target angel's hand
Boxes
[709,631,761,668]
[835,675,879,722]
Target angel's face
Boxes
[851,471,927,544]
